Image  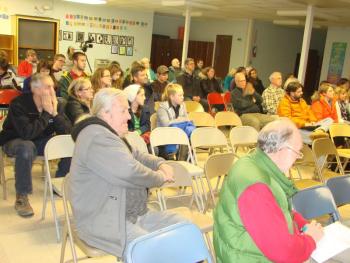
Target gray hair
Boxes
[30,73,52,89]
[269,72,281,82]
[91,88,126,117]
[283,77,300,90]
[257,118,295,154]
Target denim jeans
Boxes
[3,136,71,195]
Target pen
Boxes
[301,225,308,232]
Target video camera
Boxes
[80,37,93,52]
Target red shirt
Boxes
[70,70,87,80]
[238,183,316,263]
[17,60,33,77]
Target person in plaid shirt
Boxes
[262,72,285,115]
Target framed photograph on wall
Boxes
[126,46,133,56]
[111,35,119,45]
[103,34,112,45]
[119,36,127,45]
[76,32,85,43]
[127,36,134,46]
[96,33,103,44]
[111,45,118,54]
[63,31,73,41]
[119,46,126,56]
[88,33,96,43]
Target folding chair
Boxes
[150,113,157,131]
[229,126,258,155]
[188,111,215,127]
[214,111,242,138]
[60,175,115,263]
[184,100,204,113]
[329,123,350,171]
[125,222,213,263]
[312,138,344,182]
[223,91,232,111]
[125,131,149,154]
[207,92,226,115]
[326,175,350,207]
[154,101,160,112]
[292,185,340,223]
[42,135,75,242]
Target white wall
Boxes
[320,26,350,82]
[0,0,154,71]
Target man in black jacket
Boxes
[0,73,71,217]
[231,72,276,131]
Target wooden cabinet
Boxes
[0,34,15,64]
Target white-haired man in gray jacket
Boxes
[68,88,185,259]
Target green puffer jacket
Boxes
[213,149,297,263]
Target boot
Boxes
[15,194,34,218]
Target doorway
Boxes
[213,35,232,79]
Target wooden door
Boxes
[213,35,232,79]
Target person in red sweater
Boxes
[17,49,38,77]
[311,82,338,122]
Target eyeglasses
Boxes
[102,75,111,78]
[284,145,304,159]
[80,87,93,92]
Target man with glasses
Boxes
[52,54,66,81]
[214,118,324,262]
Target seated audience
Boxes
[58,52,87,99]
[200,67,222,99]
[335,86,350,123]
[337,78,349,91]
[91,68,112,93]
[223,68,236,92]
[231,72,275,131]
[262,72,285,115]
[229,66,246,91]
[52,54,66,81]
[214,119,323,263]
[247,67,265,95]
[0,73,71,217]
[283,76,300,90]
[151,65,169,102]
[65,78,93,124]
[0,57,18,89]
[108,64,124,89]
[140,57,156,83]
[122,60,141,88]
[22,60,52,93]
[62,46,75,72]
[67,88,183,259]
[168,58,181,83]
[17,49,38,77]
[194,59,204,78]
[124,84,151,143]
[311,83,338,122]
[277,82,331,144]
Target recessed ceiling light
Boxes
[63,0,107,4]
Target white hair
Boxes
[92,88,126,117]
[269,72,281,82]
[30,73,52,89]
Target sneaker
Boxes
[15,194,34,218]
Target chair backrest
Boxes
[154,101,160,112]
[292,185,340,222]
[0,89,21,105]
[125,222,213,263]
[229,126,258,150]
[44,135,75,161]
[326,175,350,207]
[223,91,231,105]
[207,92,226,113]
[184,100,204,113]
[162,161,195,188]
[150,113,157,131]
[204,152,236,180]
[125,131,149,154]
[215,111,242,128]
[329,123,350,142]
[191,127,228,149]
[312,138,344,179]
[188,112,215,127]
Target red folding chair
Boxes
[223,91,234,111]
[0,89,22,119]
[207,92,226,115]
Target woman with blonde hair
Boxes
[91,67,112,93]
[108,64,124,89]
[335,86,350,123]
[311,83,338,122]
[65,77,94,124]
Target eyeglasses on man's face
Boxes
[283,145,304,159]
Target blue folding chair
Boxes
[292,185,340,223]
[326,175,350,207]
[125,222,213,263]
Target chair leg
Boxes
[48,180,61,242]
[204,232,215,262]
[41,177,48,220]
[60,224,68,263]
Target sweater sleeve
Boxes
[238,183,316,263]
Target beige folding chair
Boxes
[150,127,205,211]
[150,113,157,131]
[190,127,230,167]
[157,161,215,260]
[203,153,236,210]
[60,175,116,263]
[312,138,344,182]
[125,131,149,154]
[214,111,242,128]
[42,135,75,242]
[329,123,350,171]
[184,101,204,113]
[154,101,160,112]
[188,112,215,127]
[229,126,258,155]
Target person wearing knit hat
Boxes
[124,84,151,143]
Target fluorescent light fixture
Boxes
[162,0,218,10]
[273,20,321,28]
[277,9,338,21]
[63,0,107,4]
